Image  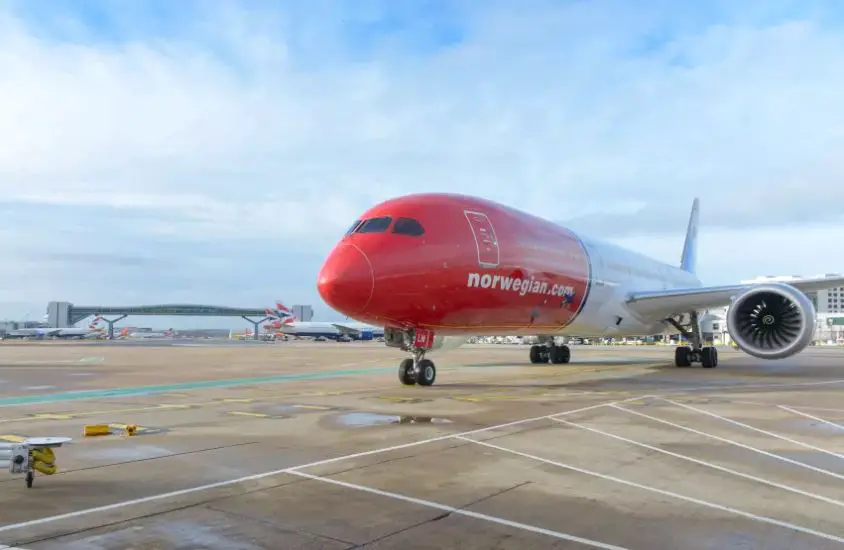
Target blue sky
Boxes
[1,0,843,329]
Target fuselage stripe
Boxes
[563,235,593,329]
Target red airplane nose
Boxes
[317,243,374,316]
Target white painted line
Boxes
[458,437,844,545]
[662,398,844,461]
[782,405,844,414]
[288,471,629,550]
[552,418,844,508]
[665,379,844,394]
[0,398,637,534]
[612,405,844,482]
[779,406,844,431]
[694,399,844,416]
[288,396,645,472]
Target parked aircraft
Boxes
[263,311,384,341]
[128,328,175,339]
[4,317,106,339]
[317,193,844,387]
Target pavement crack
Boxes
[205,504,357,546]
[347,481,532,549]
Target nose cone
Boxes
[317,244,374,316]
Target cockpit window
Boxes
[391,217,425,237]
[345,220,362,236]
[355,216,392,233]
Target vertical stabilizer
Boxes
[680,198,699,274]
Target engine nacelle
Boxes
[726,282,816,360]
[384,327,467,354]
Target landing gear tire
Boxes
[701,346,718,368]
[398,358,416,385]
[416,359,436,386]
[529,345,546,364]
[674,345,718,368]
[674,346,692,367]
[26,471,33,488]
[551,345,571,364]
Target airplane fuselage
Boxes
[318,193,700,339]
[279,321,383,340]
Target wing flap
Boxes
[626,275,844,317]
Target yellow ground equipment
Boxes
[83,423,139,437]
[83,424,111,437]
[0,436,71,488]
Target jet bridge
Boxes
[46,301,273,339]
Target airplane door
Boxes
[464,210,500,268]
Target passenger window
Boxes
[392,217,425,236]
[345,220,361,236]
[356,216,392,233]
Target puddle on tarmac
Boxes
[337,412,453,427]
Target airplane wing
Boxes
[626,274,844,318]
[331,323,361,335]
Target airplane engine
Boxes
[726,282,816,360]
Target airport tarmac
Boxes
[1,341,844,549]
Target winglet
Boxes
[680,198,699,274]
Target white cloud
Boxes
[0,1,842,324]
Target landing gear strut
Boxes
[667,312,718,368]
[529,340,571,364]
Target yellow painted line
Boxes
[31,414,74,420]
[227,411,270,418]
[0,435,26,443]
[452,394,526,402]
[294,405,332,410]
[375,397,426,403]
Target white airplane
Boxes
[5,317,106,340]
[316,193,844,386]
[264,314,383,340]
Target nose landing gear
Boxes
[398,353,437,386]
[397,329,437,386]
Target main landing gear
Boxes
[529,341,571,364]
[674,345,718,368]
[667,312,718,368]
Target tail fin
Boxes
[680,198,699,274]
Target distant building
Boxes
[292,305,314,322]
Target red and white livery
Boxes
[317,193,841,386]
